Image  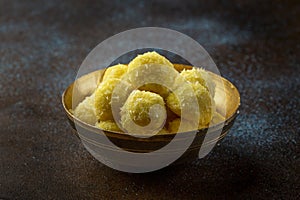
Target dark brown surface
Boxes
[0,0,299,199]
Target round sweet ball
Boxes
[94,78,121,121]
[102,64,127,82]
[121,90,167,133]
[180,68,216,97]
[73,93,97,125]
[127,51,173,72]
[166,82,213,126]
[96,120,123,133]
[127,51,174,98]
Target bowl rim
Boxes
[61,63,240,138]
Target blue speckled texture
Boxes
[0,0,299,199]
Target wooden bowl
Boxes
[62,64,240,167]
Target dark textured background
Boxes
[0,0,299,199]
